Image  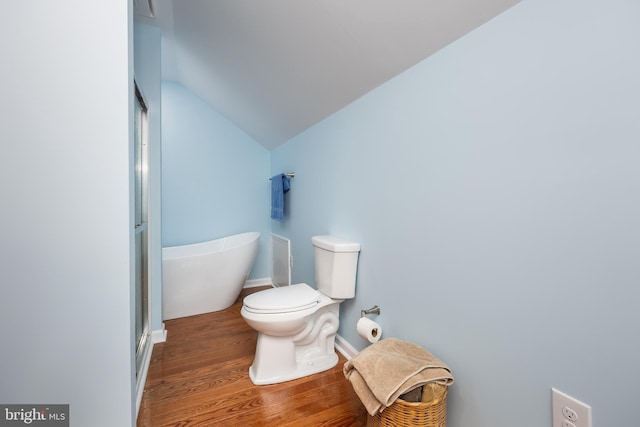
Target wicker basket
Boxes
[367,383,448,427]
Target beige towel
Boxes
[343,337,454,416]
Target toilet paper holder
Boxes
[361,305,381,317]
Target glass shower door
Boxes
[134,83,150,377]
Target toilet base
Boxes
[249,349,338,385]
[248,307,340,385]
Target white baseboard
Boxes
[244,278,273,288]
[335,334,359,360]
[151,324,167,343]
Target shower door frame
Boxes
[134,81,151,377]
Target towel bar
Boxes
[269,172,295,180]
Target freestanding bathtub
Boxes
[162,232,260,320]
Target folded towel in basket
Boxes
[343,337,454,416]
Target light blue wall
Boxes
[161,82,271,279]
[271,0,640,425]
[0,2,135,426]
[134,23,164,334]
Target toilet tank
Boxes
[312,235,360,299]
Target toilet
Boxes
[241,235,360,385]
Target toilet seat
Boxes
[243,283,320,314]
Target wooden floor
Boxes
[137,287,367,426]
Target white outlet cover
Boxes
[552,388,592,427]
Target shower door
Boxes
[134,82,150,377]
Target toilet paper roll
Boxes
[357,317,382,344]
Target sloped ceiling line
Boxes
[135,0,520,150]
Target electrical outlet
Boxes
[562,406,578,422]
[552,388,592,427]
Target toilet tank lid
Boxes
[312,235,360,252]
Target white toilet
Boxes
[241,235,360,385]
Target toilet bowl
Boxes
[241,283,341,384]
[241,235,360,385]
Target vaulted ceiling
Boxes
[135,0,520,149]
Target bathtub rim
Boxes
[162,231,260,260]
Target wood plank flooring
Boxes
[137,287,367,426]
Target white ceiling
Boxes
[136,0,520,150]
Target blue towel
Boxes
[271,173,290,221]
